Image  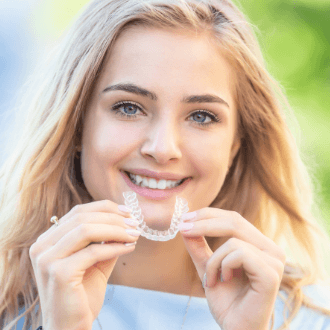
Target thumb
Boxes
[181,234,213,281]
[94,255,119,280]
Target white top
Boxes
[18,284,330,329]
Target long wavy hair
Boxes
[1,0,330,329]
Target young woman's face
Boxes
[81,27,240,230]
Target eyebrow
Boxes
[101,83,230,108]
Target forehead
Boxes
[96,26,236,109]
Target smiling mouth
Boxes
[124,171,189,190]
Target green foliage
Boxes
[235,0,330,229]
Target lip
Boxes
[120,171,191,200]
[124,168,188,181]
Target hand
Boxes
[29,200,140,330]
[179,208,286,330]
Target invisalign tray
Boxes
[123,191,189,241]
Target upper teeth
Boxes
[128,172,184,189]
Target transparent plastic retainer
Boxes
[123,191,189,241]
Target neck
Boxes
[108,233,205,298]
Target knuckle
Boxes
[29,243,38,260]
[87,244,100,259]
[229,211,242,233]
[226,237,239,249]
[77,223,92,239]
[262,264,280,287]
[36,233,45,243]
[274,258,285,275]
[71,204,83,215]
[48,262,64,282]
[236,246,246,257]
[269,270,281,286]
[232,211,243,226]
[71,213,84,224]
[36,254,50,273]
[101,199,114,211]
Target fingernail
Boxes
[124,218,139,227]
[181,211,197,222]
[221,273,224,282]
[125,229,141,237]
[202,273,207,289]
[178,222,194,231]
[118,205,133,213]
[124,241,137,246]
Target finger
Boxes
[45,242,136,283]
[59,200,134,226]
[205,238,285,288]
[220,244,281,292]
[37,212,138,247]
[180,209,286,262]
[181,235,213,282]
[46,223,139,259]
[37,200,134,244]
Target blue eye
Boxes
[188,111,220,127]
[110,101,221,127]
[111,101,142,118]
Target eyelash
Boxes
[110,101,221,127]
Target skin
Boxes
[80,26,241,297]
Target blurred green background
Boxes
[236,0,330,235]
[228,0,330,274]
[31,0,330,232]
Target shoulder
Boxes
[274,284,330,330]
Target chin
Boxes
[138,204,175,230]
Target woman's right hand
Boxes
[29,200,141,330]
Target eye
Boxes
[188,110,221,127]
[110,101,144,119]
[110,101,221,127]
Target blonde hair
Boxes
[1,0,329,329]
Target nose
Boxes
[140,117,182,164]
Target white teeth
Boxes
[127,172,184,189]
[135,175,143,184]
[148,178,157,189]
[157,179,167,189]
[166,180,174,188]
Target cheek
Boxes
[187,134,231,174]
[84,119,142,167]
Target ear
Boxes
[228,135,241,169]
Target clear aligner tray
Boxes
[123,191,189,241]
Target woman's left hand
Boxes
[179,208,286,330]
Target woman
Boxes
[0,0,330,329]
